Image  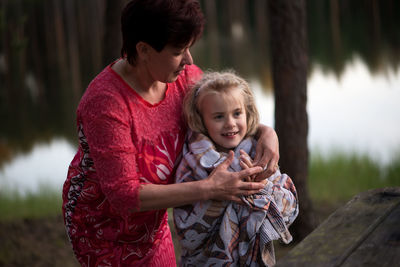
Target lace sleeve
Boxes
[80,90,141,217]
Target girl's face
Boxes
[145,43,193,83]
[199,88,248,152]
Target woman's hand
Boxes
[205,151,264,203]
[253,124,280,181]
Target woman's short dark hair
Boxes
[121,0,205,65]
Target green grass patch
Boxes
[309,150,400,203]
[0,185,62,221]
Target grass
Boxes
[0,151,399,220]
[309,151,400,203]
[0,185,61,221]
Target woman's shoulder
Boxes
[176,64,203,89]
[77,66,128,116]
[86,65,122,96]
[184,64,203,78]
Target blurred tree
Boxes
[65,0,82,101]
[203,0,220,68]
[103,0,126,66]
[268,0,315,241]
[53,0,68,89]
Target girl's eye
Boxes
[214,115,223,120]
[234,111,242,117]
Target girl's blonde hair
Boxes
[183,70,260,137]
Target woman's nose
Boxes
[183,49,193,65]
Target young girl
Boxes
[173,71,299,266]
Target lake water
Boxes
[1,57,398,195]
[1,0,399,194]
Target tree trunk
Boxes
[53,0,69,88]
[268,0,315,241]
[65,0,82,101]
[1,0,12,105]
[103,0,125,66]
[203,0,220,67]
[28,3,45,106]
[330,0,343,73]
[88,0,105,73]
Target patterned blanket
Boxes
[173,131,299,266]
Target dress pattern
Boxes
[64,123,93,243]
[62,63,202,266]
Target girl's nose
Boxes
[224,116,235,128]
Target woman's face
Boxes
[200,88,248,152]
[145,43,193,83]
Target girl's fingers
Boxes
[239,159,249,170]
[254,158,279,182]
[240,150,253,164]
[240,155,253,168]
[211,155,264,201]
[240,158,257,182]
[237,166,263,183]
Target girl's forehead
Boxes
[197,86,245,113]
[224,92,244,105]
[203,87,243,101]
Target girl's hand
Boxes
[239,149,256,182]
[253,125,280,181]
[205,151,264,203]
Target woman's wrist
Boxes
[199,178,215,201]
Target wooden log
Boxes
[276,187,400,267]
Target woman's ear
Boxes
[136,41,149,61]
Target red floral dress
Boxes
[62,62,202,267]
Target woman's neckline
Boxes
[109,59,170,107]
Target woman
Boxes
[62,0,280,266]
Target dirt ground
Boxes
[0,215,79,267]
[0,203,339,267]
